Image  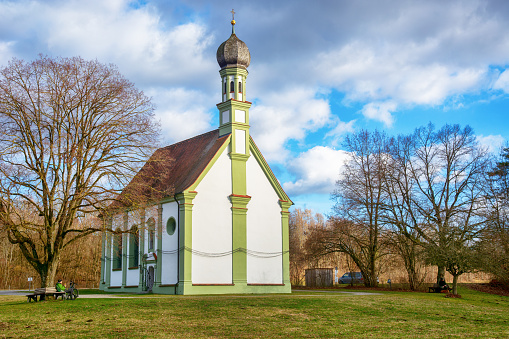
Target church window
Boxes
[230,81,234,92]
[129,225,139,268]
[166,217,176,236]
[147,218,156,252]
[224,81,226,94]
[238,81,242,93]
[113,228,122,270]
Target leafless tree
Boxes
[476,146,509,286]
[327,130,392,287]
[385,124,490,294]
[289,208,328,285]
[0,56,159,287]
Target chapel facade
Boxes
[99,18,292,295]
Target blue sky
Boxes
[1,0,508,215]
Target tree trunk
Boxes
[452,275,459,295]
[39,258,59,288]
[437,266,446,284]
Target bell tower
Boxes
[216,11,252,159]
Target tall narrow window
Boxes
[230,81,234,92]
[113,229,122,270]
[147,218,155,252]
[129,225,139,268]
[224,81,226,94]
[238,81,242,93]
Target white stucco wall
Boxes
[192,147,233,284]
[246,154,283,284]
[161,201,179,285]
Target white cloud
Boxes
[493,70,509,93]
[0,41,15,67]
[315,41,486,107]
[476,134,505,153]
[149,87,214,144]
[283,146,349,196]
[360,102,397,127]
[0,0,216,87]
[325,117,356,146]
[250,88,331,162]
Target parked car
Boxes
[338,272,379,284]
[338,272,364,284]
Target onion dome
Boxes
[216,21,250,70]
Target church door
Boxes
[147,266,155,292]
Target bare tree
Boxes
[476,146,509,286]
[0,56,159,287]
[289,208,328,285]
[327,130,391,287]
[385,124,490,293]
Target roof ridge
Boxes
[161,129,220,150]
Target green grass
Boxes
[0,287,507,338]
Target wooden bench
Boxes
[26,287,66,302]
[428,284,452,293]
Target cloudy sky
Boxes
[1,0,508,215]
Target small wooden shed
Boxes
[305,268,334,287]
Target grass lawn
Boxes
[0,286,507,338]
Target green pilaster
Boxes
[156,204,163,285]
[100,222,106,288]
[122,213,128,287]
[230,194,251,286]
[105,227,112,288]
[175,191,198,294]
[280,200,292,286]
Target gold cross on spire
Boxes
[230,9,236,33]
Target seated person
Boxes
[438,277,449,291]
[56,279,66,292]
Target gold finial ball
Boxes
[231,19,236,25]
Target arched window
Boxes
[238,81,242,93]
[129,225,139,268]
[230,81,234,93]
[113,228,122,270]
[147,218,155,252]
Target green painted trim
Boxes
[170,283,290,295]
[280,200,292,286]
[231,195,250,287]
[175,191,198,294]
[100,227,106,287]
[156,204,163,285]
[217,100,252,137]
[219,68,248,78]
[106,230,112,288]
[249,137,293,203]
[159,195,176,204]
[231,155,248,195]
[187,136,231,191]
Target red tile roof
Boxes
[110,129,229,210]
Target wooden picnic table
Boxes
[26,287,65,302]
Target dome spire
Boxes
[231,9,236,34]
[216,11,250,70]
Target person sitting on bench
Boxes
[438,277,449,291]
[56,279,66,292]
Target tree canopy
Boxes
[0,55,159,286]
